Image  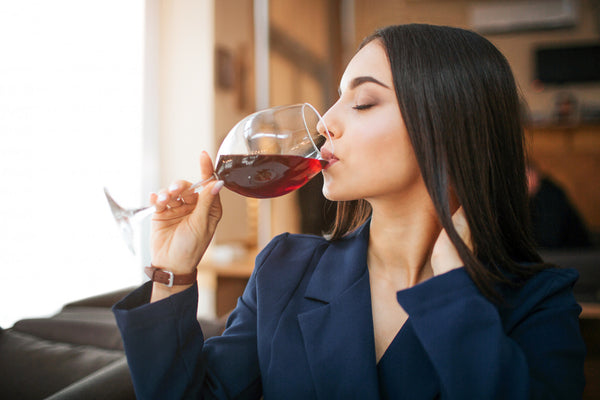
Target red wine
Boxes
[215,154,328,198]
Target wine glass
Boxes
[104,103,332,253]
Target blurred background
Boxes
[1,0,599,332]
[1,0,599,398]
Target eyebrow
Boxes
[338,76,391,95]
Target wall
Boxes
[150,0,215,317]
[353,0,600,119]
[268,0,332,236]
[157,0,215,187]
[213,0,256,246]
[211,0,335,245]
[202,0,338,317]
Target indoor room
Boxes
[1,0,599,398]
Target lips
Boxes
[320,147,339,169]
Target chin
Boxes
[322,172,369,201]
[321,184,339,202]
[322,183,358,202]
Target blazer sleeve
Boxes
[396,267,586,400]
[112,236,284,400]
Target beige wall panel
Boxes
[271,0,330,59]
[354,0,600,117]
[268,0,335,236]
[213,0,255,245]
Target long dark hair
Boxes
[328,24,545,301]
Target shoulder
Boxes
[516,267,578,300]
[499,267,580,326]
[256,233,330,267]
[248,225,369,301]
[252,233,332,281]
[244,233,332,308]
[255,226,368,270]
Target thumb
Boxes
[191,179,224,232]
[190,151,223,229]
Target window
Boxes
[0,1,146,327]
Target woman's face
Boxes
[319,41,424,204]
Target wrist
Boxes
[150,281,194,303]
[145,265,197,303]
[145,265,197,287]
[144,264,198,288]
[149,257,199,275]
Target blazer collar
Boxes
[304,220,371,303]
[298,220,381,399]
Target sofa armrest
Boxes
[540,249,600,302]
[0,329,124,399]
[13,315,124,351]
[62,287,137,309]
[46,357,134,400]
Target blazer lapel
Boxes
[298,223,381,399]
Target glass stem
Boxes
[189,173,218,193]
[131,205,157,221]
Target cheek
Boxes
[363,115,416,177]
[364,136,420,192]
[322,121,419,201]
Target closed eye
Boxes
[352,104,373,111]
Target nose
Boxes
[317,103,340,142]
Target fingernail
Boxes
[157,193,168,202]
[168,183,179,192]
[211,180,224,195]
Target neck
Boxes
[367,196,439,289]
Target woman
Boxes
[114,24,585,399]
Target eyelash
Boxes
[352,104,373,111]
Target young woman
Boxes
[114,24,585,399]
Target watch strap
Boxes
[145,265,197,287]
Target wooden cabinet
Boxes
[199,257,254,318]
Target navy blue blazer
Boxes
[114,222,586,399]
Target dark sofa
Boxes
[539,248,600,303]
[0,287,227,399]
[539,248,600,400]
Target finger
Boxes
[451,207,472,250]
[167,180,191,197]
[149,192,158,206]
[190,179,224,227]
[154,190,170,213]
[168,180,197,206]
[167,196,183,209]
[451,206,465,225]
[199,151,216,180]
[194,179,223,210]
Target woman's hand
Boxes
[150,152,224,276]
[430,207,472,276]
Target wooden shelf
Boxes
[581,302,600,319]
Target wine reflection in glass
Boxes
[104,103,333,253]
